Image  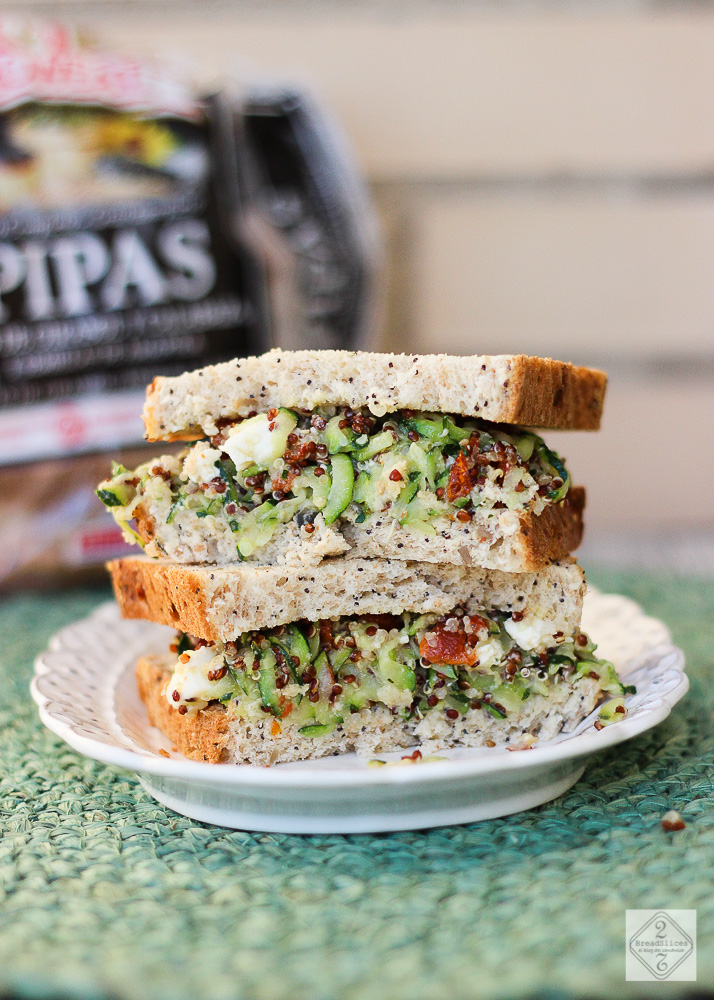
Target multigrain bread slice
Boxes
[126,483,584,573]
[143,349,607,440]
[137,654,407,763]
[109,555,586,640]
[343,485,585,570]
[137,653,602,765]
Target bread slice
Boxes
[109,555,585,640]
[143,349,607,440]
[137,653,602,765]
[124,481,584,574]
[342,485,585,571]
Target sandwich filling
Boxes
[98,406,571,562]
[162,608,629,737]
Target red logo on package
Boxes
[0,20,201,118]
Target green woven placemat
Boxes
[0,570,712,1000]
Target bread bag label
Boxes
[0,21,267,461]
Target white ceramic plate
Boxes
[31,592,688,834]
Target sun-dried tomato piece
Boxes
[133,505,155,542]
[446,451,473,502]
[419,625,479,666]
[466,614,490,636]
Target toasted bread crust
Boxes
[137,655,232,763]
[143,349,607,440]
[515,485,585,567]
[109,556,585,640]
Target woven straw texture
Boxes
[0,571,712,1000]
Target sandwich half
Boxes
[98,350,602,571]
[110,556,630,765]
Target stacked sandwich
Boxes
[99,350,629,766]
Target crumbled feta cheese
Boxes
[166,644,228,708]
[375,682,413,709]
[182,444,221,485]
[504,614,556,652]
[222,414,275,470]
[473,638,504,670]
[222,412,296,471]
